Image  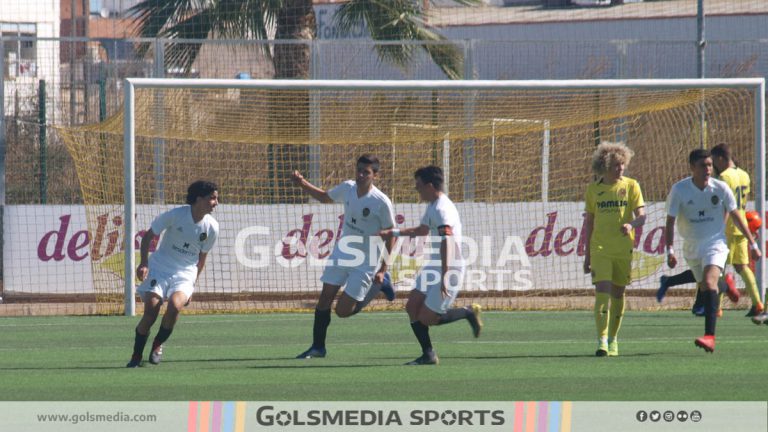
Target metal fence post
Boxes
[38,79,47,204]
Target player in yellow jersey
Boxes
[711,143,764,317]
[584,142,646,357]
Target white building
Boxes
[1,0,60,114]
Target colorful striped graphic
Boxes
[512,401,572,432]
[188,401,247,432]
[185,401,574,431]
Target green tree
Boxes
[130,0,480,79]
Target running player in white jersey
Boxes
[127,180,220,367]
[380,166,482,366]
[665,149,760,353]
[291,154,397,359]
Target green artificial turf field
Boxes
[1,311,766,401]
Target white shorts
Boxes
[686,250,728,282]
[136,268,195,303]
[412,265,465,315]
[320,265,374,302]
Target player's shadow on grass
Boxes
[456,353,655,359]
[0,365,133,370]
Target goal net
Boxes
[55,78,764,315]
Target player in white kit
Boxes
[127,180,220,367]
[291,155,397,359]
[380,166,482,365]
[665,149,760,353]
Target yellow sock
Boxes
[738,267,762,307]
[594,292,611,339]
[608,294,625,339]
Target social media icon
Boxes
[677,411,689,422]
[663,411,674,422]
[690,410,702,422]
[636,411,648,422]
[650,411,661,422]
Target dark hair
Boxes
[414,165,444,191]
[357,154,381,173]
[710,143,731,160]
[186,180,218,205]
[689,149,711,165]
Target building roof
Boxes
[428,0,768,27]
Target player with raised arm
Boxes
[380,166,482,366]
[583,142,646,357]
[665,149,761,353]
[126,180,220,368]
[292,154,397,359]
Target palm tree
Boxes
[129,0,480,79]
[129,0,479,202]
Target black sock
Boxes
[692,288,705,309]
[410,320,433,355]
[703,290,719,336]
[132,328,149,359]
[437,307,469,325]
[717,278,728,294]
[668,270,696,287]
[312,308,332,349]
[351,302,363,316]
[152,326,173,351]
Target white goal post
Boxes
[123,78,766,316]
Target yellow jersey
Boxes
[718,166,750,237]
[585,176,645,258]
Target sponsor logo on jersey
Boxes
[596,200,628,209]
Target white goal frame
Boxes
[123,78,766,316]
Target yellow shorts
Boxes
[727,234,749,266]
[591,254,632,287]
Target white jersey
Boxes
[149,205,219,278]
[666,177,736,260]
[420,193,464,265]
[327,180,395,269]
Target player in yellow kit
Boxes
[711,143,763,317]
[584,142,646,357]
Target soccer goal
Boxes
[58,78,766,316]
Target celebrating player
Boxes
[665,149,760,353]
[126,180,220,368]
[583,142,646,357]
[291,154,397,359]
[380,165,482,366]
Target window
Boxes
[1,23,37,79]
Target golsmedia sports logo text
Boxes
[254,406,505,427]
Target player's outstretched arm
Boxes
[380,224,430,240]
[290,170,333,203]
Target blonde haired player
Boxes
[584,142,646,357]
[711,143,763,317]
